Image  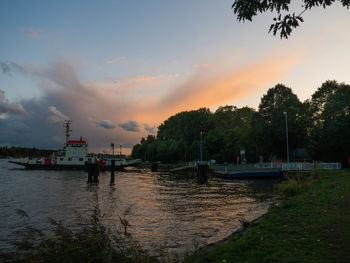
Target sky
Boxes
[1,0,350,154]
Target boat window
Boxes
[79,158,83,161]
[60,158,63,161]
[68,158,72,161]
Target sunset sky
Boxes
[1,0,350,154]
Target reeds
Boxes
[0,204,161,263]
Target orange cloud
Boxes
[131,52,301,123]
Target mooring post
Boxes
[93,161,99,183]
[86,161,93,183]
[110,159,115,185]
[197,163,208,183]
[151,162,158,172]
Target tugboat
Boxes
[9,121,95,170]
[9,120,141,170]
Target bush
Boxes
[278,172,313,198]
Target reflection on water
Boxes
[0,159,280,254]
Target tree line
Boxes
[0,146,56,159]
[131,80,350,166]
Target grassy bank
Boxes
[185,169,350,263]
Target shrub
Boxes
[278,173,313,198]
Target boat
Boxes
[9,121,141,170]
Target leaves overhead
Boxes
[232,0,350,38]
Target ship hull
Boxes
[9,160,125,171]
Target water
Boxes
[0,159,280,254]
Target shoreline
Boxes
[186,170,350,262]
[198,197,280,254]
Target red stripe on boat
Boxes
[67,140,86,144]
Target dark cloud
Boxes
[88,118,115,129]
[0,60,144,152]
[96,120,115,129]
[118,121,140,132]
[1,63,12,75]
[143,123,157,134]
[0,90,28,115]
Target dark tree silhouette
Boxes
[232,0,350,39]
[131,80,350,166]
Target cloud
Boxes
[0,90,27,115]
[88,117,115,129]
[19,27,42,38]
[0,51,300,152]
[143,123,157,134]
[97,120,115,129]
[150,52,301,119]
[47,106,69,123]
[106,56,126,65]
[1,63,12,75]
[193,63,209,69]
[118,120,140,132]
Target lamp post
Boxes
[111,143,115,157]
[120,144,122,156]
[283,112,290,169]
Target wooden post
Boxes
[151,162,158,172]
[86,161,92,183]
[197,163,208,184]
[92,162,99,183]
[110,159,115,185]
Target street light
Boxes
[283,112,290,169]
[111,143,115,157]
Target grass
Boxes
[185,169,350,263]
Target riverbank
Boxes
[185,169,350,262]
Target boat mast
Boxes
[63,120,72,142]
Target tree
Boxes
[258,84,307,159]
[306,80,341,156]
[308,81,350,164]
[320,83,350,164]
[157,108,214,144]
[232,0,350,39]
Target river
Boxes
[0,159,280,255]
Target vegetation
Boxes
[0,146,56,158]
[0,204,166,263]
[278,172,314,198]
[185,169,350,262]
[132,80,350,167]
[232,0,350,39]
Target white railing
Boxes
[317,162,342,170]
[254,162,282,169]
[255,162,342,171]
